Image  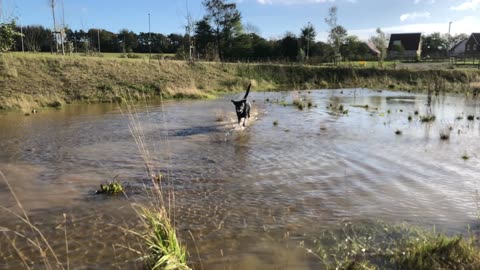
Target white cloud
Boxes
[414,0,435,4]
[400,11,431,22]
[450,0,480,11]
[256,0,334,5]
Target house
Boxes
[387,33,422,60]
[449,39,467,57]
[465,33,480,56]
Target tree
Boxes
[341,35,370,61]
[325,6,347,64]
[300,24,316,60]
[195,18,215,59]
[370,28,388,63]
[279,32,299,61]
[421,32,448,58]
[0,21,23,52]
[202,0,242,60]
[118,29,138,53]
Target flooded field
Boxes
[1,89,480,269]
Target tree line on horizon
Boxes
[3,0,471,62]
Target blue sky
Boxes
[4,0,480,41]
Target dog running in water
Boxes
[231,83,252,127]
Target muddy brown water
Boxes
[1,89,480,269]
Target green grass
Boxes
[96,181,124,195]
[2,52,480,111]
[311,222,480,270]
[137,206,189,270]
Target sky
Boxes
[3,0,480,41]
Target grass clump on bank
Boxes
[310,221,480,270]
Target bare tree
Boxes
[184,0,195,62]
[325,6,347,64]
[370,28,388,63]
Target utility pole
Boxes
[49,0,58,54]
[60,0,65,55]
[306,21,311,61]
[148,13,151,60]
[447,21,452,58]
[97,29,100,53]
[20,18,24,53]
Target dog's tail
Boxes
[243,83,251,100]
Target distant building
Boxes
[465,33,480,56]
[387,33,422,60]
[449,39,467,57]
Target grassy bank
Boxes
[1,53,479,111]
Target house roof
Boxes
[366,41,381,55]
[471,33,480,44]
[449,39,467,52]
[388,33,422,51]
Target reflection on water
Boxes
[1,89,480,269]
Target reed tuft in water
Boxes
[135,206,189,270]
[96,181,124,195]
[292,98,305,110]
[420,114,436,123]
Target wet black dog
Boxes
[231,83,251,127]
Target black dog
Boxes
[231,83,252,127]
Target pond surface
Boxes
[1,89,480,269]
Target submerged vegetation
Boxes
[311,222,480,270]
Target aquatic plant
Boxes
[439,128,451,140]
[310,221,480,270]
[462,154,470,160]
[419,115,436,123]
[387,109,391,114]
[395,130,402,135]
[136,206,190,270]
[467,115,475,121]
[408,115,412,121]
[338,104,344,111]
[307,100,314,108]
[273,120,278,126]
[414,110,419,115]
[96,181,124,195]
[293,98,305,110]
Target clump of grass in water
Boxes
[135,206,189,270]
[273,120,278,126]
[467,115,475,121]
[293,98,305,110]
[309,221,480,270]
[119,98,190,269]
[96,181,124,195]
[408,115,412,121]
[420,114,436,123]
[462,154,470,160]
[395,129,402,135]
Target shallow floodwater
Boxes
[1,89,480,269]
